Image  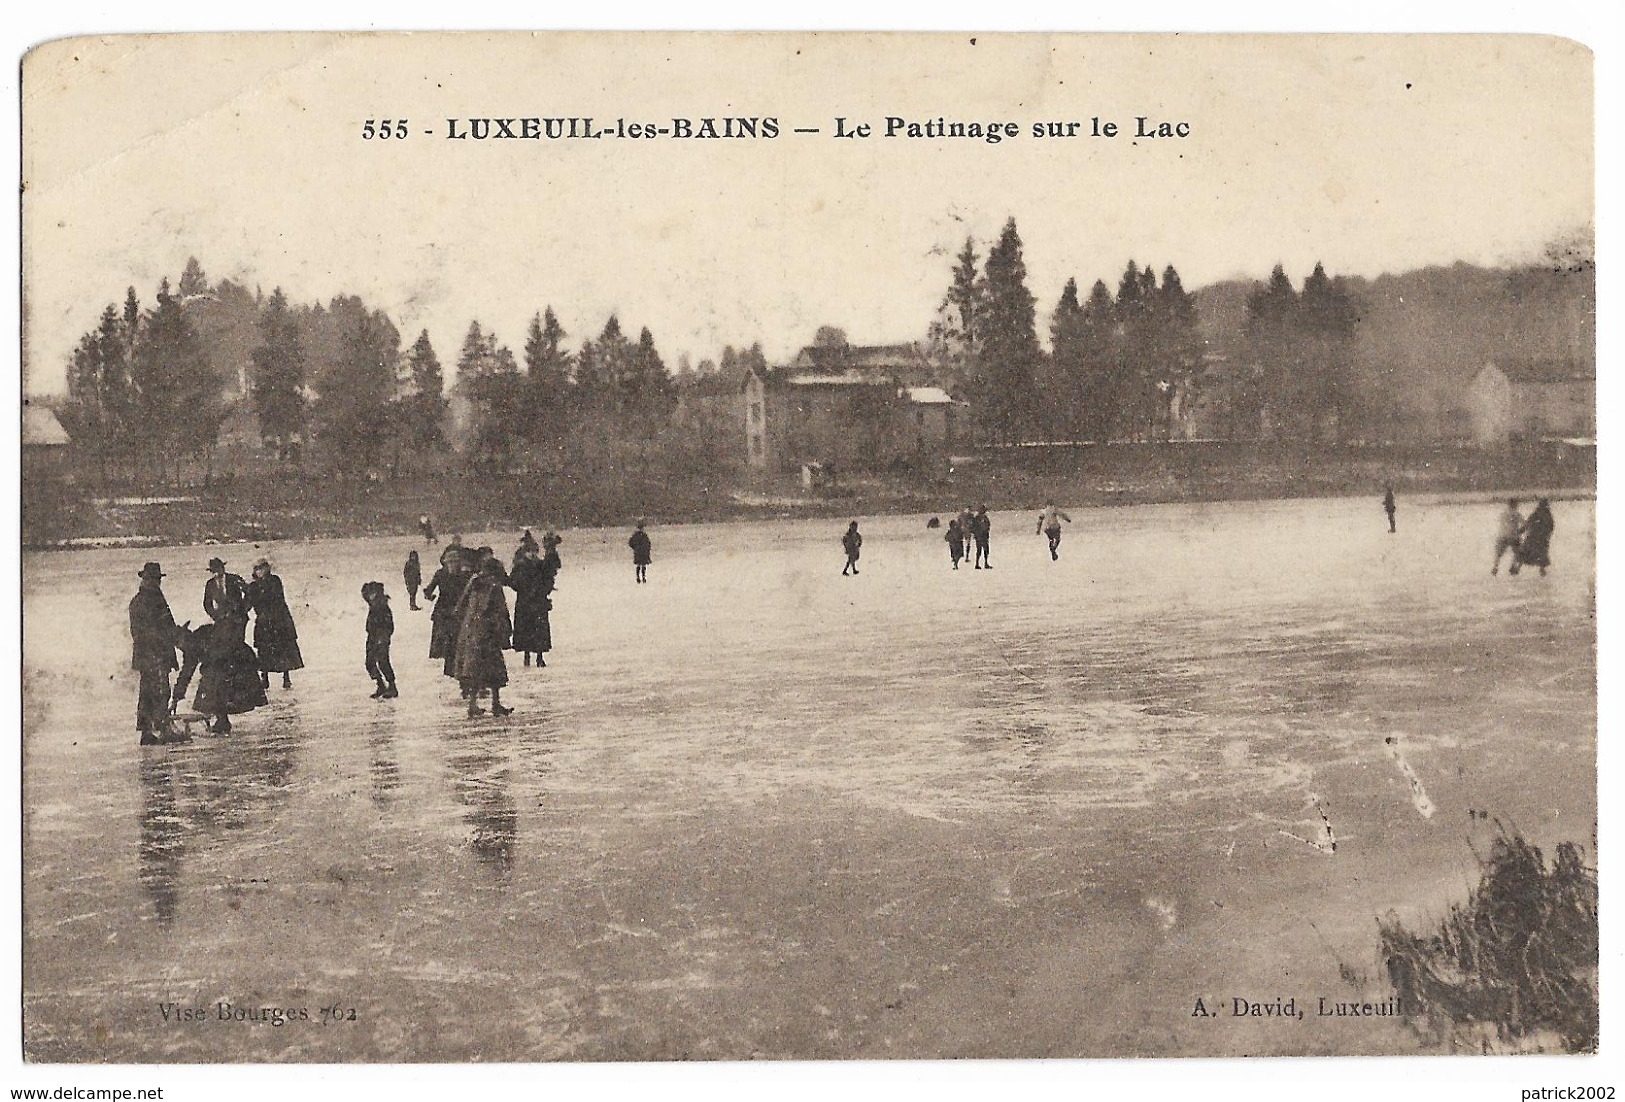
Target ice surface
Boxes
[21,496,1596,1060]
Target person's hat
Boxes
[543,530,561,546]
[207,557,226,572]
[138,562,164,581]
[636,518,646,528]
[253,558,271,573]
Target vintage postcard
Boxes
[18,30,1597,1071]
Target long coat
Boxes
[246,573,305,673]
[129,585,179,672]
[629,530,652,566]
[1519,506,1555,568]
[424,566,471,663]
[452,573,512,690]
[176,623,268,716]
[508,556,553,654]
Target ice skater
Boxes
[130,562,185,746]
[420,514,437,544]
[945,518,966,569]
[508,541,552,667]
[362,582,398,699]
[1492,498,1524,576]
[1036,502,1072,561]
[404,549,423,610]
[1512,498,1555,577]
[425,546,474,679]
[246,559,303,690]
[629,520,652,584]
[452,555,514,717]
[842,521,863,576]
[173,618,267,735]
[972,505,993,569]
[512,528,539,572]
[202,557,250,645]
[1382,483,1397,534]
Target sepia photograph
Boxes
[13,22,1604,1086]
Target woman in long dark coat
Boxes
[1514,499,1556,576]
[173,621,268,734]
[246,559,304,690]
[508,544,552,668]
[453,557,513,717]
[424,548,474,675]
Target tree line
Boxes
[927,217,1360,445]
[61,258,715,486]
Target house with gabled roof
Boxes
[1467,358,1595,446]
[743,341,965,470]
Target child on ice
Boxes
[362,581,398,700]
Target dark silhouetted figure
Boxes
[945,519,965,570]
[425,547,474,676]
[203,557,250,645]
[842,521,863,576]
[363,582,398,699]
[1383,483,1397,534]
[509,543,552,667]
[629,520,653,584]
[130,562,182,746]
[174,621,267,735]
[404,550,423,610]
[420,514,437,544]
[246,558,303,690]
[972,506,993,569]
[1513,498,1555,577]
[453,556,514,717]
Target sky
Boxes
[21,32,1593,393]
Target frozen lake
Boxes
[22,495,1596,1060]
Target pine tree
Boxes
[973,218,1041,443]
[1047,278,1086,440]
[1078,279,1119,441]
[1151,265,1202,440]
[312,307,400,473]
[399,329,448,451]
[926,237,984,399]
[1297,262,1360,442]
[1242,264,1301,440]
[177,256,209,298]
[249,287,307,459]
[130,277,221,481]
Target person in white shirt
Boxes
[1036,503,1072,561]
[1492,499,1524,576]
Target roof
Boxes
[786,373,892,387]
[792,342,928,372]
[902,386,955,405]
[22,405,70,446]
[1482,358,1595,384]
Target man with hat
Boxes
[203,556,250,645]
[129,562,182,746]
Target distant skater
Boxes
[129,562,183,746]
[945,518,965,570]
[1492,498,1524,576]
[246,558,303,690]
[453,556,514,717]
[1512,498,1555,577]
[420,514,437,544]
[1036,502,1072,561]
[629,520,653,584]
[404,550,423,611]
[842,521,863,576]
[1382,483,1397,534]
[362,582,398,699]
[972,505,993,569]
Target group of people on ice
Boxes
[1491,497,1557,577]
[129,555,305,745]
